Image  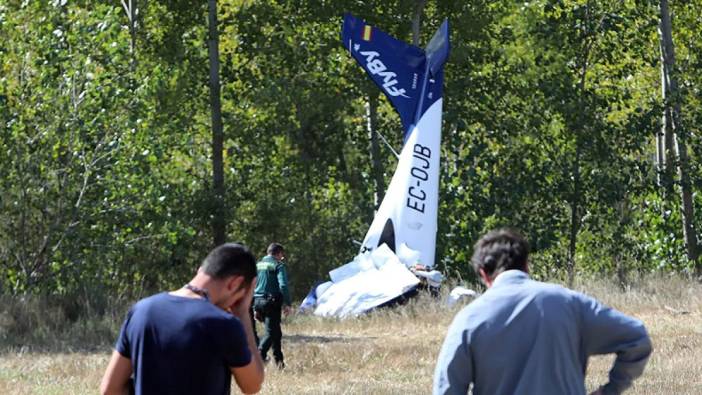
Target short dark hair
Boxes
[471,228,529,278]
[267,242,284,256]
[201,243,257,283]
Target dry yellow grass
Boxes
[1,275,700,394]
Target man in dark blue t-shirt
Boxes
[100,243,265,395]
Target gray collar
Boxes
[492,270,529,287]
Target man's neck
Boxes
[172,273,217,301]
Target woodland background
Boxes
[2,0,701,317]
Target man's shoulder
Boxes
[121,293,174,333]
[506,279,594,320]
[257,255,279,267]
[465,279,574,310]
[526,278,570,291]
[452,296,494,325]
[530,279,584,301]
[133,293,233,319]
[132,292,170,310]
[446,299,498,339]
[164,299,242,334]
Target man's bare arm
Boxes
[100,351,132,395]
[230,281,265,394]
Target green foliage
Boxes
[1,0,701,303]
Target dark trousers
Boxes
[255,295,284,364]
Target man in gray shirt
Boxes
[433,228,652,395]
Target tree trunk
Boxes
[655,106,665,188]
[120,0,138,76]
[367,92,384,209]
[659,38,676,196]
[208,0,226,246]
[412,0,427,46]
[659,0,700,274]
[567,142,581,286]
[615,198,632,289]
[566,6,594,286]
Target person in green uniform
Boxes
[253,243,291,368]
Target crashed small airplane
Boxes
[307,14,449,318]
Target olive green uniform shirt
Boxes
[254,255,291,306]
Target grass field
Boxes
[1,275,700,394]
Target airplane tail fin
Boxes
[425,20,449,77]
[412,19,449,128]
[343,14,450,268]
[341,14,425,138]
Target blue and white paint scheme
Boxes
[312,15,449,318]
[343,13,449,268]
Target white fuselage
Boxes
[361,98,443,267]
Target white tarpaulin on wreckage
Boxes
[310,14,449,318]
[313,244,420,317]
